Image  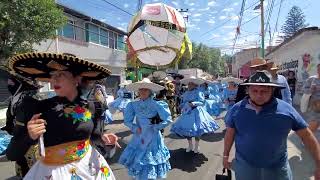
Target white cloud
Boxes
[123,3,129,8]
[233,2,239,6]
[117,26,126,31]
[100,18,107,22]
[193,13,202,17]
[222,25,235,29]
[152,0,160,1]
[206,19,215,24]
[189,2,195,6]
[211,34,221,38]
[198,7,210,11]
[117,17,121,21]
[222,8,234,12]
[172,1,179,7]
[208,1,216,7]
[230,15,239,21]
[193,18,201,22]
[219,16,227,20]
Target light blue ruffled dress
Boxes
[109,87,133,112]
[224,88,238,110]
[198,86,221,117]
[118,98,172,180]
[170,89,220,137]
[0,130,12,155]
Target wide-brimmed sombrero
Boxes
[126,78,164,92]
[241,71,284,88]
[0,66,41,88]
[250,58,273,68]
[9,52,111,81]
[222,76,243,84]
[120,80,132,87]
[181,76,205,85]
[270,62,280,71]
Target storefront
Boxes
[266,27,320,104]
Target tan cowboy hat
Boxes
[126,78,164,92]
[221,76,243,84]
[250,57,273,68]
[270,62,280,71]
[120,80,132,87]
[181,76,205,85]
[201,77,214,84]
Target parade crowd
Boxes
[0,53,320,180]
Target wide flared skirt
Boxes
[171,106,220,137]
[24,146,115,180]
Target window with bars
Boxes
[58,20,76,39]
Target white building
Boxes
[266,27,320,104]
[232,48,260,78]
[34,4,127,95]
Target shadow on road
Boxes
[165,133,184,140]
[169,148,208,172]
[200,129,226,142]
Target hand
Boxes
[27,113,46,140]
[137,127,142,134]
[315,166,320,180]
[101,133,121,148]
[223,156,232,169]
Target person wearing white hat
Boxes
[170,76,220,153]
[109,80,133,113]
[223,77,240,111]
[118,78,172,180]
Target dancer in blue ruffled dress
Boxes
[118,78,172,180]
[199,79,221,117]
[171,76,220,153]
[223,78,240,111]
[109,80,133,113]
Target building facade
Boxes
[266,27,320,104]
[34,4,127,95]
[232,48,260,78]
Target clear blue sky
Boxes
[58,0,319,54]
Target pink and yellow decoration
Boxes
[64,105,92,124]
[127,3,192,67]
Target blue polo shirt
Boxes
[225,97,308,168]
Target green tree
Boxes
[180,42,225,75]
[281,6,308,40]
[0,0,66,64]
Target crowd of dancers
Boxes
[0,52,243,180]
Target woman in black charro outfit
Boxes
[8,52,118,179]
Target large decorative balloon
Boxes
[127,3,192,67]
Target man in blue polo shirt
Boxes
[223,71,320,180]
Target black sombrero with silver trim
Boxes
[241,70,285,88]
[9,52,111,81]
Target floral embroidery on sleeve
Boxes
[100,165,111,179]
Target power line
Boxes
[271,0,284,43]
[232,0,247,54]
[99,0,134,16]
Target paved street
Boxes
[0,112,317,180]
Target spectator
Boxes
[287,71,297,100]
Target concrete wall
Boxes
[232,48,260,77]
[266,30,320,104]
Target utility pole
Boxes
[260,0,265,58]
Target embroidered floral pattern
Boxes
[64,105,92,124]
[100,165,110,178]
[64,140,90,163]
